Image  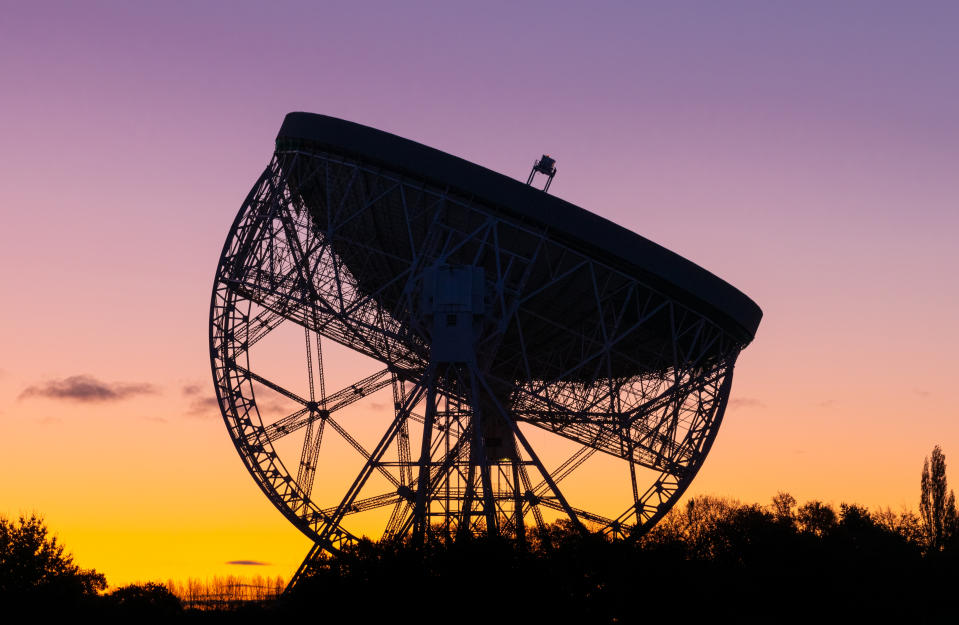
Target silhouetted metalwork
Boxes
[209,113,761,589]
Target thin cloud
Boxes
[20,375,156,402]
[226,560,269,566]
[258,400,294,415]
[185,396,220,418]
[183,387,291,420]
[182,383,205,396]
[728,397,765,409]
[181,383,220,418]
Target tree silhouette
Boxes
[106,582,182,616]
[920,445,957,551]
[771,491,797,523]
[873,507,923,546]
[0,513,106,607]
[796,500,837,537]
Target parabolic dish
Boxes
[211,112,762,582]
[278,114,760,337]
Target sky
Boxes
[1,1,957,586]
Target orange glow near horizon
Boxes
[4,345,946,587]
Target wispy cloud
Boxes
[182,383,205,396]
[226,560,269,566]
[181,383,219,418]
[183,382,292,419]
[19,375,156,402]
[185,397,219,418]
[728,397,765,409]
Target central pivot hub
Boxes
[420,264,485,364]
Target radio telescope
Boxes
[210,113,761,583]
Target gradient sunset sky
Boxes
[2,1,957,586]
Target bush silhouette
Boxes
[0,513,106,609]
[106,582,182,616]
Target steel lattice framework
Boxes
[210,117,758,587]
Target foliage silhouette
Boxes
[795,499,837,536]
[920,444,957,551]
[873,506,923,546]
[771,490,796,521]
[165,574,284,609]
[277,494,958,622]
[6,481,959,620]
[105,582,182,617]
[0,513,105,609]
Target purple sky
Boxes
[2,1,957,584]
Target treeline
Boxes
[4,445,958,620]
[284,494,959,622]
[165,575,285,609]
[0,513,281,617]
[283,445,959,622]
[5,495,959,620]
